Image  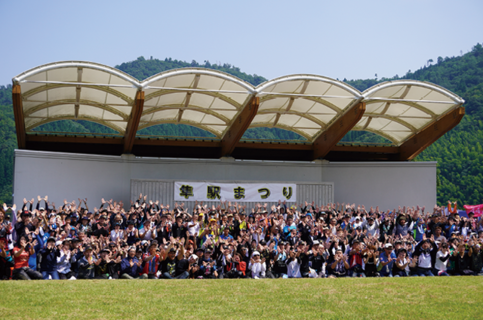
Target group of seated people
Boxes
[0,195,482,280]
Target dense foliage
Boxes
[344,43,483,205]
[116,56,267,86]
[0,45,482,205]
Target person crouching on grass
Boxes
[392,249,409,277]
[435,242,451,276]
[328,248,349,278]
[12,235,42,280]
[77,245,96,279]
[120,247,147,279]
[39,237,61,280]
[248,251,266,279]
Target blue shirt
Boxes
[379,250,396,276]
[120,257,143,277]
[219,234,233,241]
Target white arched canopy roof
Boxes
[12,62,464,151]
[253,75,362,141]
[139,68,255,138]
[358,81,465,145]
[13,61,140,134]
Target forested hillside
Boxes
[344,44,483,205]
[0,45,482,206]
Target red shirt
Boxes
[13,247,30,269]
[142,253,160,275]
[236,261,246,276]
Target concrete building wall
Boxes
[13,150,437,211]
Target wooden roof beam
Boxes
[312,102,366,160]
[331,145,399,154]
[123,91,144,154]
[26,135,123,145]
[399,107,465,160]
[12,84,26,149]
[220,96,259,157]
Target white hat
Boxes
[313,240,320,245]
[384,243,393,248]
[55,240,62,246]
[189,254,198,261]
[252,251,260,257]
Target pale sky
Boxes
[0,0,482,85]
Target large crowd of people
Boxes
[0,195,482,280]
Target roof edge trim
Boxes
[13,61,141,89]
[255,75,362,98]
[140,68,256,93]
[362,80,465,104]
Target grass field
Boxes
[1,277,482,319]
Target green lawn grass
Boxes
[0,277,481,319]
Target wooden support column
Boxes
[220,96,259,157]
[123,91,144,154]
[312,102,366,160]
[12,84,26,149]
[399,107,465,160]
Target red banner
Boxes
[463,204,483,217]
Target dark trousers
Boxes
[161,271,189,279]
[59,271,75,279]
[0,258,14,280]
[225,270,246,279]
[13,267,43,280]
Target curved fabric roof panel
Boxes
[140,69,255,138]
[13,61,140,134]
[12,61,465,161]
[253,75,362,141]
[358,81,465,145]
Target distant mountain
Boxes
[116,56,267,86]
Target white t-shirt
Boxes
[188,220,201,237]
[110,229,124,242]
[435,251,449,271]
[248,261,266,278]
[287,259,301,278]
